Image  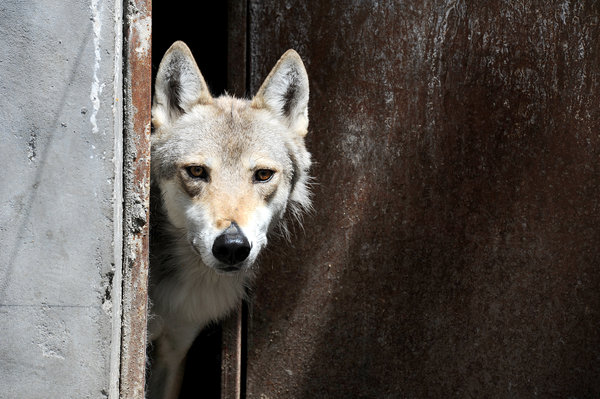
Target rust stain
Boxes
[245,1,600,398]
[120,0,151,398]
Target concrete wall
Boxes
[0,1,122,397]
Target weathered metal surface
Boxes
[227,0,248,98]
[220,305,243,399]
[121,0,151,397]
[246,1,600,397]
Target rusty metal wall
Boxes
[121,0,152,397]
[244,1,600,397]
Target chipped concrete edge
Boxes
[108,0,124,397]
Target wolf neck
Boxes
[150,198,249,324]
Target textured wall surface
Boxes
[0,0,122,397]
[245,1,600,397]
[120,0,151,396]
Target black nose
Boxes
[211,222,251,266]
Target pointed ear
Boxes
[251,50,309,136]
[152,41,212,128]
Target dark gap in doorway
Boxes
[240,300,249,399]
[152,2,228,96]
[151,2,228,398]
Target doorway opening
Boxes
[151,2,229,398]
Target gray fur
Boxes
[147,41,311,399]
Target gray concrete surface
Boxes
[0,0,122,397]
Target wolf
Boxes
[147,41,311,399]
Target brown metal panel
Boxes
[227,0,248,98]
[246,1,600,398]
[121,0,152,397]
[221,304,243,399]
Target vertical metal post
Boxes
[121,0,152,397]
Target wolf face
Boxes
[151,41,311,275]
[148,40,311,399]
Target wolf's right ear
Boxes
[251,50,309,136]
[152,41,212,128]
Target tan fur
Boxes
[206,187,260,230]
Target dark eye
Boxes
[254,169,274,182]
[186,165,208,180]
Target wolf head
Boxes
[151,41,311,275]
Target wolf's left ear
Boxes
[251,50,309,136]
[152,41,212,128]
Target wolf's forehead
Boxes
[177,137,289,167]
[173,102,289,153]
[176,119,283,151]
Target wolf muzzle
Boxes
[211,222,251,270]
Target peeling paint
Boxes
[90,0,105,134]
[133,15,151,58]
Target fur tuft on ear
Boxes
[251,50,309,136]
[152,41,212,128]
